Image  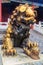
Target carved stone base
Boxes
[0,45,43,65]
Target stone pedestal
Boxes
[0,45,43,65]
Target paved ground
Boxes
[0,54,3,65]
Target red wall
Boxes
[0,0,2,22]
